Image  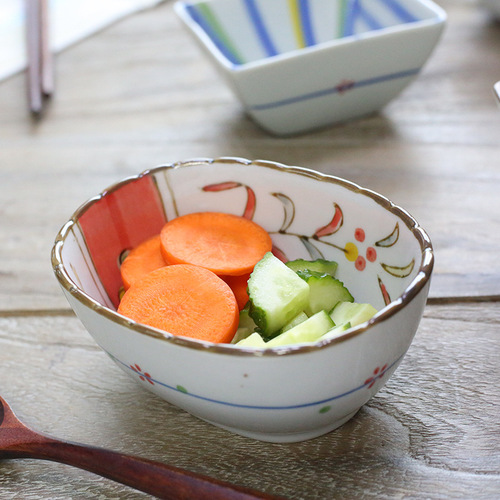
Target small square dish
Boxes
[175,0,446,135]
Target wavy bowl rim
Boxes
[51,157,434,357]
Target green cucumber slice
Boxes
[286,258,338,276]
[230,307,257,344]
[279,311,309,333]
[319,322,351,341]
[330,302,377,327]
[247,252,310,337]
[265,310,334,347]
[236,331,267,348]
[297,270,353,316]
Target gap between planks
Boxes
[0,294,499,319]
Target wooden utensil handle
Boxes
[6,436,280,500]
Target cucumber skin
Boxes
[296,270,353,316]
[286,258,338,276]
[247,252,310,337]
[239,254,378,348]
[279,311,309,333]
[319,322,351,342]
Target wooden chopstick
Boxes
[26,0,53,115]
[39,0,53,97]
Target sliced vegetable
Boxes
[120,234,166,290]
[297,270,353,316]
[117,264,239,343]
[160,212,272,276]
[330,301,377,328]
[319,322,351,341]
[117,213,378,349]
[247,252,310,337]
[231,307,256,344]
[264,310,334,347]
[237,254,378,348]
[279,311,309,333]
[236,331,267,348]
[221,273,250,310]
[286,258,338,276]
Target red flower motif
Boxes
[355,256,366,271]
[366,247,377,262]
[202,182,256,220]
[364,364,388,388]
[347,230,379,272]
[336,79,355,94]
[272,244,288,263]
[314,203,343,238]
[355,228,365,242]
[130,364,154,385]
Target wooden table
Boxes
[1,0,499,498]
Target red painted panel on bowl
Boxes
[79,175,167,307]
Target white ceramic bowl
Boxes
[174,0,446,135]
[52,158,433,443]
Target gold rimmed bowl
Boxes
[52,158,433,442]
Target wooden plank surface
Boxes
[0,0,499,498]
[0,303,498,499]
[0,0,499,311]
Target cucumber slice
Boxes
[319,322,351,341]
[265,310,334,347]
[297,270,353,316]
[231,307,257,344]
[247,252,310,337]
[330,302,377,327]
[236,331,267,348]
[280,311,309,333]
[286,258,338,276]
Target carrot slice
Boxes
[117,264,239,343]
[221,273,250,311]
[160,212,272,276]
[120,234,167,290]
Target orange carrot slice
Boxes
[221,273,250,311]
[160,212,272,276]
[117,264,239,343]
[120,234,167,290]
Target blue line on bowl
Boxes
[379,0,419,23]
[243,0,278,57]
[298,0,316,46]
[249,67,420,112]
[186,4,243,65]
[109,350,403,410]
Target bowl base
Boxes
[203,409,360,443]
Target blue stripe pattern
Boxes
[250,68,420,111]
[299,0,316,46]
[358,4,384,31]
[183,0,423,66]
[185,4,242,65]
[243,0,278,57]
[343,0,360,37]
[379,0,419,23]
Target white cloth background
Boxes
[0,0,164,81]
